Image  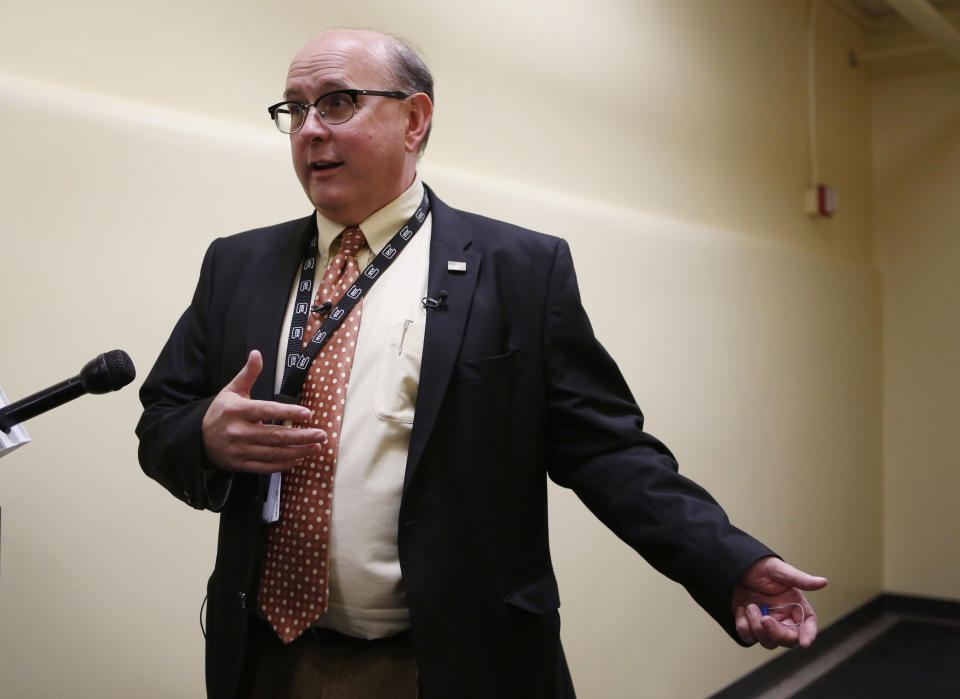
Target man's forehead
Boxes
[285,31,391,94]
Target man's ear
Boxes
[403,93,433,154]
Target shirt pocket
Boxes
[373,320,424,424]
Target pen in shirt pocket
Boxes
[399,319,412,355]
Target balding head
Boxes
[282,30,434,225]
[290,30,434,152]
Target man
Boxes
[137,29,827,699]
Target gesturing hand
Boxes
[202,350,326,473]
[732,556,828,650]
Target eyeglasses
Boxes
[268,89,409,134]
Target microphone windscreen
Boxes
[104,349,136,390]
[80,350,136,394]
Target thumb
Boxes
[772,560,829,591]
[224,350,263,397]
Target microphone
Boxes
[0,350,136,433]
[422,290,448,310]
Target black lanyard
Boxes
[277,191,430,400]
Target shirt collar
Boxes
[313,175,425,258]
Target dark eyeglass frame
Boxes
[267,89,410,133]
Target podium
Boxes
[0,386,31,458]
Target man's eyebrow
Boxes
[283,81,352,102]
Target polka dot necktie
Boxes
[258,227,367,644]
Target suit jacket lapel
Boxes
[404,189,481,497]
[247,215,317,402]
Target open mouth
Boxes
[311,161,343,171]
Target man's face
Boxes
[285,32,415,226]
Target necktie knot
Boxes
[339,227,366,257]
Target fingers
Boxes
[738,602,818,650]
[205,388,314,434]
[218,419,327,448]
[735,606,756,646]
[224,350,264,397]
[254,423,328,446]
[204,420,327,473]
[742,604,800,650]
[232,397,313,426]
[798,603,819,648]
[214,441,325,474]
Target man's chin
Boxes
[310,192,362,226]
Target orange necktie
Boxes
[258,226,366,643]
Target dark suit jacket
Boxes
[137,187,774,699]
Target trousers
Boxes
[239,615,419,699]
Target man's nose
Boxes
[299,106,331,138]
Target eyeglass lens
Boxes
[274,93,356,133]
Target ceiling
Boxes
[849,0,960,17]
[830,0,960,75]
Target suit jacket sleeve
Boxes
[541,239,774,641]
[136,238,234,511]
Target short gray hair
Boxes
[383,35,434,154]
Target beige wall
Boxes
[874,68,960,600]
[0,1,895,697]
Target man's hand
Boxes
[202,350,326,473]
[732,556,828,650]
